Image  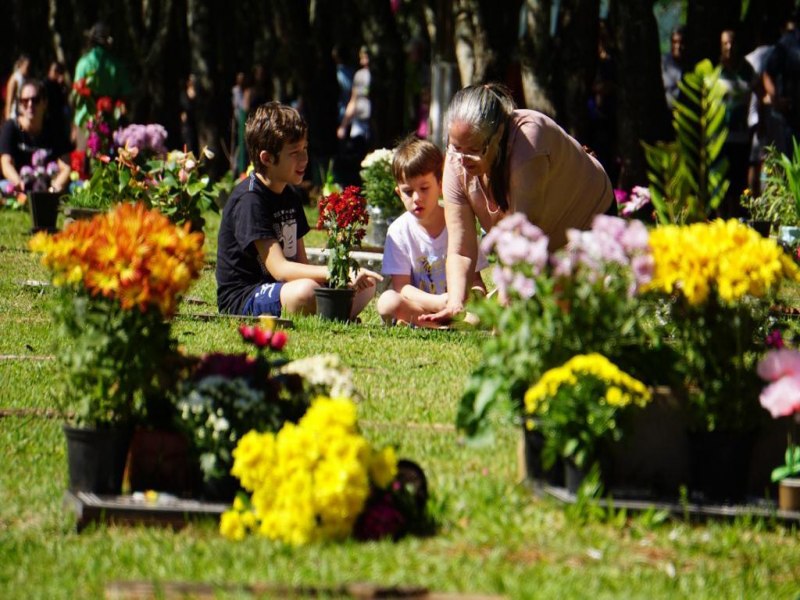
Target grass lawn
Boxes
[0,207,798,599]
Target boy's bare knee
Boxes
[281,279,319,315]
[377,290,402,319]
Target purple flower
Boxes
[194,353,258,380]
[614,188,629,204]
[630,254,654,291]
[766,330,785,350]
[492,265,512,303]
[511,272,537,299]
[550,252,576,278]
[46,162,60,177]
[353,492,406,541]
[592,214,628,241]
[19,165,34,180]
[31,149,49,167]
[87,132,102,155]
[620,219,650,253]
[620,186,652,216]
[146,124,168,154]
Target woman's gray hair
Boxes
[445,84,516,144]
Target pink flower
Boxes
[759,377,800,418]
[269,330,288,351]
[757,349,800,382]
[239,324,272,348]
[757,349,800,418]
[614,188,629,204]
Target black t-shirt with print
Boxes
[216,173,310,314]
[0,119,72,171]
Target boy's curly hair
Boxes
[246,102,307,174]
[392,134,444,184]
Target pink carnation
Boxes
[759,377,800,418]
[757,349,800,382]
[757,349,800,418]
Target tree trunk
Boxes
[518,0,556,114]
[610,0,672,189]
[552,0,599,140]
[184,0,221,158]
[453,0,493,85]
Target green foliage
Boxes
[643,59,729,224]
[54,291,178,427]
[659,294,769,432]
[67,148,232,231]
[771,443,800,482]
[68,157,147,209]
[778,137,800,219]
[360,148,402,218]
[457,216,674,445]
[525,356,651,472]
[144,149,226,231]
[754,141,800,227]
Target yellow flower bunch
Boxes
[645,219,800,306]
[29,203,204,316]
[523,354,652,471]
[221,396,398,545]
[524,353,651,426]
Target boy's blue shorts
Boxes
[242,282,284,317]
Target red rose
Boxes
[96,96,113,114]
[269,330,288,351]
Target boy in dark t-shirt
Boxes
[216,102,380,317]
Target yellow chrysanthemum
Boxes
[524,353,651,416]
[226,396,397,545]
[645,219,800,306]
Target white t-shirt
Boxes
[381,211,488,294]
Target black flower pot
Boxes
[63,425,132,495]
[29,191,61,233]
[564,461,588,495]
[688,429,755,504]
[520,427,564,486]
[314,286,355,322]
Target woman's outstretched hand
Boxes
[417,300,464,325]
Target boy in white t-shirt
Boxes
[377,135,487,326]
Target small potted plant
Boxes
[174,324,309,500]
[756,347,800,511]
[459,213,663,443]
[143,146,223,232]
[646,219,800,502]
[29,203,205,494]
[19,149,65,232]
[359,148,399,247]
[739,188,774,237]
[315,185,369,321]
[523,353,652,492]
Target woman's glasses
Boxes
[447,145,484,165]
[19,95,41,107]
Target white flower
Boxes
[279,354,360,400]
[360,148,394,169]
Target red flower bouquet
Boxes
[316,185,369,288]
